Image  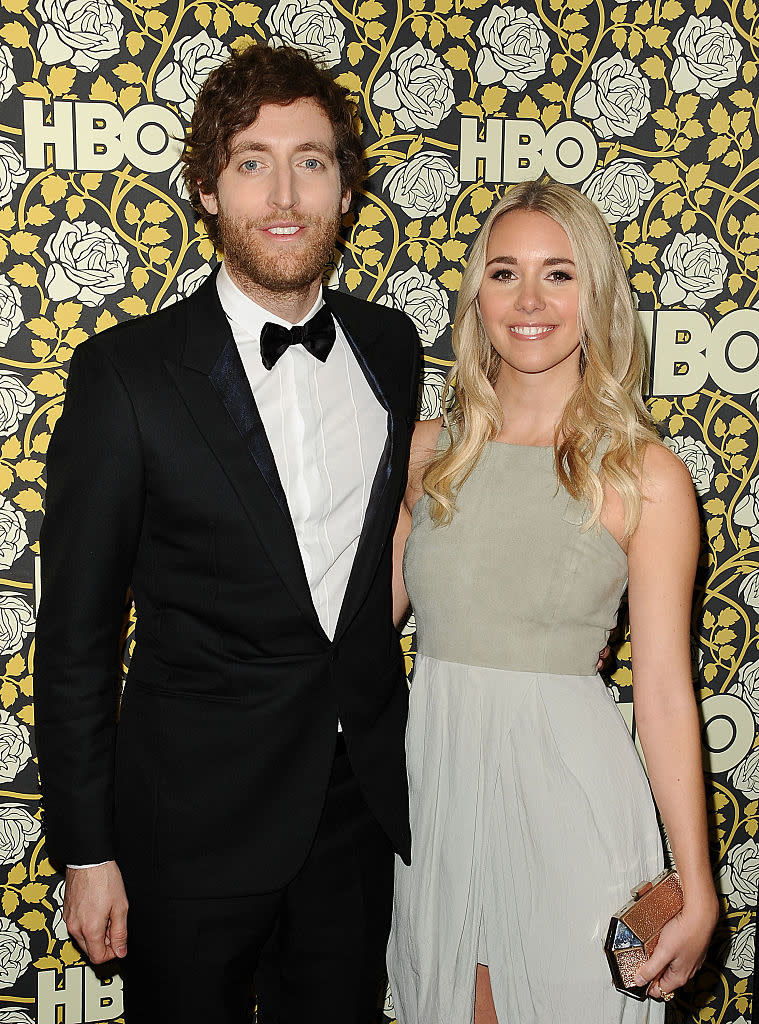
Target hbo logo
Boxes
[23,99,183,173]
[641,309,759,396]
[458,117,598,185]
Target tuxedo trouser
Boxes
[122,738,394,1024]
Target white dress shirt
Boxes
[216,262,387,640]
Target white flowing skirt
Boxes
[387,654,665,1024]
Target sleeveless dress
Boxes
[387,441,664,1024]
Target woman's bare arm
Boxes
[392,417,444,628]
[625,443,718,996]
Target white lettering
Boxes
[458,117,599,185]
[648,310,709,396]
[23,100,75,171]
[37,967,83,1024]
[84,967,124,1021]
[542,121,597,185]
[642,308,759,396]
[123,104,183,173]
[75,102,124,172]
[37,966,123,1024]
[502,119,544,182]
[458,117,502,183]
[711,310,759,394]
[23,102,183,173]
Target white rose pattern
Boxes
[0,142,28,209]
[169,159,190,203]
[377,265,449,345]
[0,595,34,658]
[384,153,459,219]
[717,837,759,909]
[738,569,759,614]
[0,806,41,866]
[44,221,129,308]
[51,879,68,941]
[734,475,759,541]
[581,159,655,224]
[0,918,30,988]
[163,263,214,307]
[0,278,23,349]
[729,747,759,799]
[372,42,454,131]
[0,47,16,104]
[664,436,715,495]
[155,31,230,121]
[729,659,759,718]
[475,6,550,90]
[419,368,447,420]
[0,713,31,786]
[265,0,345,68]
[383,981,394,1015]
[671,15,742,98]
[36,0,123,72]
[0,376,34,440]
[722,923,755,979]
[659,232,728,309]
[573,53,651,139]
[0,500,27,571]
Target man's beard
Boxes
[217,206,343,295]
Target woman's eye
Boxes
[548,270,572,281]
[492,269,514,281]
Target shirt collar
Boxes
[216,261,325,342]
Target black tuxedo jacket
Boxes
[34,272,420,897]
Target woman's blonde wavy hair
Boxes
[424,179,661,539]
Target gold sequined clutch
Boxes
[604,869,683,1000]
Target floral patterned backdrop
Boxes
[0,0,757,1020]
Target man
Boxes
[34,43,420,1023]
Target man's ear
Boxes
[199,186,218,216]
[341,190,351,215]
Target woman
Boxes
[387,180,717,1024]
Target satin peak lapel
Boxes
[324,290,403,642]
[165,274,323,636]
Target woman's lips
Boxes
[508,324,557,338]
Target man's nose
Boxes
[269,166,297,210]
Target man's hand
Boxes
[63,861,128,964]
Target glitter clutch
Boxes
[604,868,683,1000]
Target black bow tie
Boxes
[259,305,336,371]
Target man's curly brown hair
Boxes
[181,44,365,247]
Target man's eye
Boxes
[243,160,261,171]
[303,158,322,169]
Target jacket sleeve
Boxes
[407,318,422,423]
[34,339,145,866]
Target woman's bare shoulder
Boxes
[411,417,444,460]
[640,439,697,506]
[406,417,444,510]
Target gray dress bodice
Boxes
[404,441,628,675]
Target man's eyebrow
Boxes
[228,140,336,158]
[484,255,576,267]
[294,141,336,158]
